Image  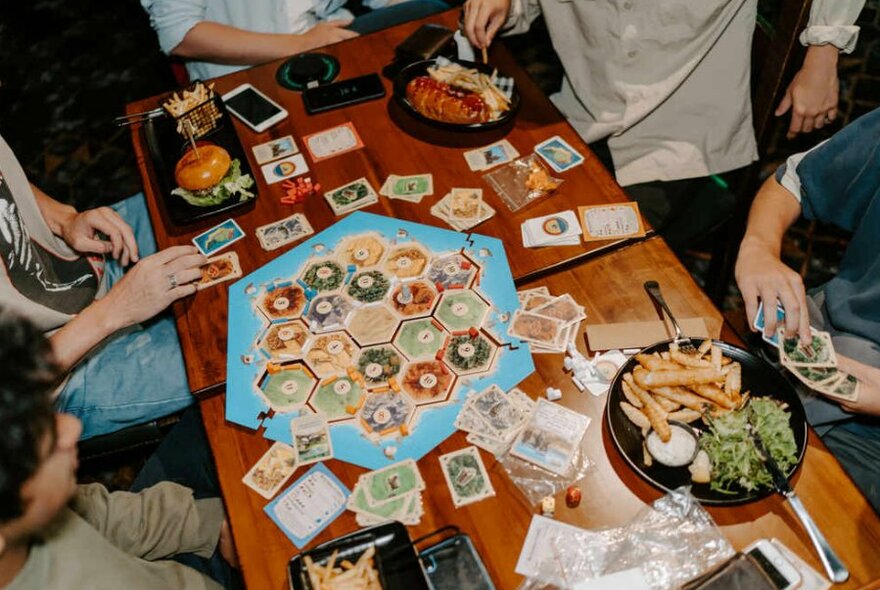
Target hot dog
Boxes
[405,76,491,125]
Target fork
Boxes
[643,280,699,354]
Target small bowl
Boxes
[645,421,700,467]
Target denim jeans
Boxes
[55,193,194,439]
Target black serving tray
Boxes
[143,95,258,226]
[288,522,430,590]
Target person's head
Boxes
[0,310,80,555]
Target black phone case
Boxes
[302,74,386,114]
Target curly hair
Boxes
[0,310,59,523]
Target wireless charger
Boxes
[276,53,341,91]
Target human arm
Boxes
[835,355,880,416]
[48,245,205,372]
[31,184,138,266]
[775,0,864,138]
[462,0,540,49]
[71,482,224,560]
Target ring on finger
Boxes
[167,273,178,290]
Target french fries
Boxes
[304,546,381,590]
[624,373,671,442]
[427,62,511,120]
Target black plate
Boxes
[143,95,258,226]
[392,59,520,131]
[605,338,808,505]
[288,522,430,590]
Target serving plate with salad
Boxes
[605,338,807,505]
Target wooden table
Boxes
[201,237,880,590]
[127,10,640,396]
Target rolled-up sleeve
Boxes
[141,0,208,55]
[799,0,865,54]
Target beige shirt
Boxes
[5,483,224,590]
[502,0,864,186]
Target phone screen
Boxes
[225,87,282,126]
[747,548,791,589]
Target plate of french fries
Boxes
[605,338,807,504]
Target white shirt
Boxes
[503,0,864,186]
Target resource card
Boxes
[256,213,314,251]
[291,413,333,465]
[252,135,299,165]
[241,441,298,500]
[439,446,495,508]
[196,251,242,290]
[534,136,584,173]
[192,218,245,256]
[324,177,378,215]
[464,139,520,171]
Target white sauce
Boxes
[646,425,698,467]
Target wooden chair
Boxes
[704,0,814,306]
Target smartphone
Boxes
[222,84,288,132]
[744,539,802,590]
[302,73,386,115]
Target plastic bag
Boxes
[484,154,563,212]
[517,487,735,590]
[497,433,594,506]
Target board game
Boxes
[227,212,535,469]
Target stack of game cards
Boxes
[754,302,860,403]
[255,212,314,251]
[430,188,496,231]
[521,210,582,247]
[346,459,425,527]
[379,173,433,203]
[510,287,587,354]
[463,139,519,171]
[323,177,378,216]
[455,385,535,456]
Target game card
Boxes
[358,459,425,508]
[449,188,483,222]
[256,213,314,251]
[291,413,333,464]
[510,399,590,476]
[303,122,364,162]
[324,177,378,215]
[241,441,298,500]
[389,174,433,199]
[260,153,309,184]
[753,300,787,345]
[531,293,586,326]
[439,446,495,508]
[196,251,242,290]
[578,203,646,241]
[464,139,520,171]
[508,309,566,347]
[778,329,837,368]
[264,463,350,549]
[521,210,582,247]
[816,372,860,402]
[252,135,299,164]
[534,136,584,173]
[192,218,245,256]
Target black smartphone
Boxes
[302,73,386,114]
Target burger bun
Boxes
[175,143,231,191]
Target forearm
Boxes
[30,183,76,237]
[49,298,120,374]
[740,176,803,258]
[172,21,306,65]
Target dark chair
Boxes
[77,413,182,474]
[704,0,814,306]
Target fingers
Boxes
[328,18,353,27]
[787,108,805,139]
[463,1,481,47]
[164,252,208,275]
[812,113,825,131]
[337,29,359,41]
[800,113,814,134]
[826,107,838,123]
[168,283,198,302]
[148,245,200,266]
[84,211,124,260]
[100,208,139,264]
[486,12,505,45]
[75,236,114,256]
[740,283,760,333]
[775,89,792,117]
[171,267,202,286]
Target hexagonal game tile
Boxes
[308,375,366,422]
[258,285,307,322]
[357,345,404,387]
[358,391,415,437]
[400,360,455,405]
[299,259,346,293]
[443,332,498,376]
[347,305,400,346]
[427,252,479,291]
[434,289,490,332]
[347,270,391,304]
[305,293,352,333]
[304,332,359,377]
[384,244,429,279]
[256,363,317,412]
[388,280,437,317]
[259,320,309,361]
[337,234,387,268]
[393,318,447,360]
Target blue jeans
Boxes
[56,193,194,439]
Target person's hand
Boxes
[218,518,240,568]
[836,355,880,417]
[463,0,511,49]
[775,44,840,139]
[99,245,206,330]
[735,237,811,345]
[298,20,358,52]
[61,207,139,266]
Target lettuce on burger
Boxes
[172,142,254,207]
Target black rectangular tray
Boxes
[288,522,430,590]
[143,95,258,226]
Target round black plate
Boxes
[392,59,520,131]
[276,53,340,91]
[605,339,808,505]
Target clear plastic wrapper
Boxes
[484,154,563,212]
[517,487,734,590]
[497,435,594,505]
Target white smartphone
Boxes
[221,83,288,132]
[744,539,802,590]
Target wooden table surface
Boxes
[202,237,880,590]
[126,10,638,395]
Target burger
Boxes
[172,142,254,207]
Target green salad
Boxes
[699,398,798,494]
[172,159,254,207]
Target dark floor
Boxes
[1,1,877,480]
